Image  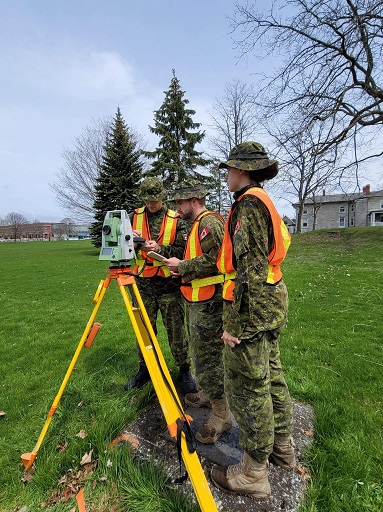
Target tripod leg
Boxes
[21,277,111,470]
[117,277,218,512]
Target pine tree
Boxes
[90,107,143,247]
[145,70,212,191]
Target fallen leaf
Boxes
[76,429,87,439]
[80,449,93,465]
[77,401,84,408]
[0,411,6,418]
[304,429,314,438]
[296,464,311,481]
[57,441,68,452]
[21,472,34,483]
[58,475,68,485]
[109,433,139,450]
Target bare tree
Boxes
[231,0,383,163]
[207,79,259,215]
[208,79,258,157]
[50,117,110,223]
[265,117,342,233]
[50,117,147,223]
[5,212,28,241]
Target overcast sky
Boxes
[1,1,381,223]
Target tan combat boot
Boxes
[211,452,271,500]
[184,391,212,409]
[195,397,232,444]
[271,434,296,470]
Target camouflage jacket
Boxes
[178,212,224,283]
[223,186,288,339]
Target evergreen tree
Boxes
[90,107,143,247]
[145,70,212,192]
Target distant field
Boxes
[0,230,382,511]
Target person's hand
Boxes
[162,257,180,274]
[140,239,160,253]
[221,330,241,347]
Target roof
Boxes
[293,189,383,207]
[283,215,295,225]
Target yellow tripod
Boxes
[21,265,218,512]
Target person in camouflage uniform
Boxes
[210,142,296,500]
[162,182,232,444]
[124,177,196,395]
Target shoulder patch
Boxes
[234,219,241,235]
[199,226,210,240]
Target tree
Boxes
[208,79,258,157]
[264,116,341,233]
[145,70,212,191]
[207,79,259,215]
[231,0,383,163]
[50,117,110,223]
[90,108,144,247]
[50,117,146,223]
[5,212,28,241]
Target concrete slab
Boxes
[120,394,314,512]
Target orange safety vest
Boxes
[180,211,224,302]
[217,187,291,301]
[132,207,179,278]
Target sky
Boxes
[0,0,381,223]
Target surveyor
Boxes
[124,177,196,395]
[210,142,296,500]
[162,182,231,444]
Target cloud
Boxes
[24,49,138,101]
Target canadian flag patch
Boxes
[199,227,210,240]
[234,219,241,235]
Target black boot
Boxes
[179,365,197,395]
[124,365,150,390]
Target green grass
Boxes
[0,230,382,511]
[283,228,383,512]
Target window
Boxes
[350,204,354,212]
[302,218,308,227]
[350,218,354,226]
[380,200,383,209]
[339,206,345,213]
[339,217,345,227]
[303,208,308,214]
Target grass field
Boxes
[0,229,382,511]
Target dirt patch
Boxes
[120,390,314,512]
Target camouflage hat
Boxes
[218,141,278,180]
[172,180,207,201]
[140,177,166,201]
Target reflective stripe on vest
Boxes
[132,207,178,278]
[181,211,224,302]
[217,187,291,301]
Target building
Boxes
[283,215,296,235]
[293,185,383,232]
[0,221,91,241]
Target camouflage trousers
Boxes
[185,296,225,400]
[135,287,190,368]
[224,328,293,463]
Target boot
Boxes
[184,391,212,409]
[179,366,197,394]
[211,452,271,500]
[271,434,296,470]
[124,365,150,390]
[195,397,232,444]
